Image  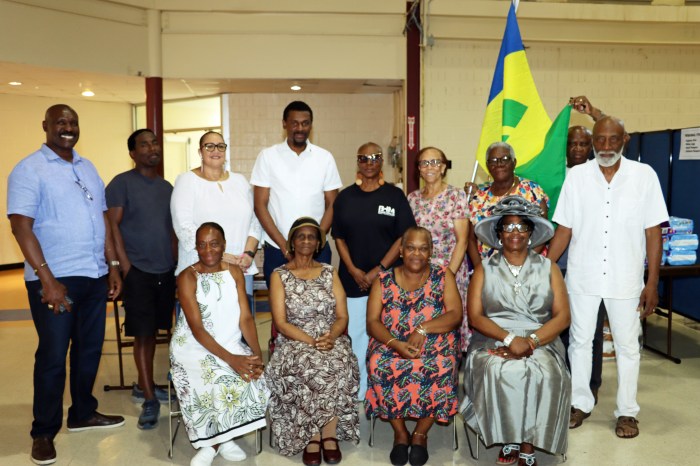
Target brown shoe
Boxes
[302,440,322,466]
[66,412,125,432]
[322,437,342,464]
[569,407,591,429]
[615,416,639,439]
[31,436,56,465]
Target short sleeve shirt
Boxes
[553,157,668,298]
[250,141,342,246]
[106,169,175,274]
[332,183,416,297]
[7,145,108,280]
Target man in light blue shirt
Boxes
[7,104,123,465]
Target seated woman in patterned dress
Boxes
[170,222,269,466]
[365,226,462,466]
[266,217,360,466]
[461,196,571,466]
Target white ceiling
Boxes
[0,61,402,105]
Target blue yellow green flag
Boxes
[476,2,570,219]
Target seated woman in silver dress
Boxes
[461,196,571,466]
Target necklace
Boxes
[397,266,430,292]
[503,257,524,294]
[199,168,227,192]
[489,176,518,199]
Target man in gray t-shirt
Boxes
[106,129,177,430]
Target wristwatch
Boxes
[529,333,541,348]
[503,332,516,348]
[244,250,256,259]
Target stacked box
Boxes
[664,217,697,266]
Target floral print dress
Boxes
[470,178,549,260]
[266,264,360,456]
[408,184,470,350]
[170,269,269,449]
[365,265,459,422]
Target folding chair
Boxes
[103,299,171,392]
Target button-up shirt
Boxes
[553,157,668,299]
[7,144,108,281]
[250,140,342,246]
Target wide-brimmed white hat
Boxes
[474,195,554,250]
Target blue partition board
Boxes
[627,132,641,161]
[639,130,671,204]
[667,129,700,320]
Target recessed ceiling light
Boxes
[81,90,95,97]
[8,81,22,86]
[290,84,301,91]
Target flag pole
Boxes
[466,160,480,198]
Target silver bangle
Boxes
[503,332,516,348]
[529,333,541,348]
[416,325,428,337]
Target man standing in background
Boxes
[106,129,177,430]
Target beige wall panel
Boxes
[113,0,405,14]
[163,12,404,36]
[1,94,133,265]
[423,39,700,188]
[162,34,405,80]
[0,0,149,76]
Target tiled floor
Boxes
[1,268,699,465]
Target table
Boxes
[643,264,700,364]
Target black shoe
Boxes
[390,444,409,465]
[67,412,125,432]
[408,444,429,466]
[31,436,56,465]
[137,399,160,430]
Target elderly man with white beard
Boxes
[547,116,668,439]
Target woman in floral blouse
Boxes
[466,142,549,265]
[408,146,470,351]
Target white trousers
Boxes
[569,294,641,418]
[347,296,369,401]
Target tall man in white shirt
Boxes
[548,116,668,439]
[251,101,342,285]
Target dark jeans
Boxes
[26,276,108,438]
[262,242,332,288]
[561,300,606,391]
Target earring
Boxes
[378,170,385,186]
[316,244,320,253]
[355,172,362,186]
[290,245,294,252]
[528,238,532,246]
[498,239,503,246]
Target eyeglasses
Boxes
[417,159,443,168]
[357,153,383,164]
[74,178,94,201]
[487,155,514,166]
[501,223,531,233]
[201,143,227,152]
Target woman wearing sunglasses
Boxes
[171,131,261,305]
[408,146,471,351]
[461,196,571,466]
[332,142,416,401]
[465,142,549,265]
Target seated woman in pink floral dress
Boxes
[365,226,462,466]
[408,146,470,351]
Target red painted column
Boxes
[145,76,164,177]
[405,1,421,193]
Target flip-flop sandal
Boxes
[616,416,639,439]
[496,444,520,465]
[518,452,537,466]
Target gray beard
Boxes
[594,148,623,168]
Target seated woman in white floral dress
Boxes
[170,222,269,466]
